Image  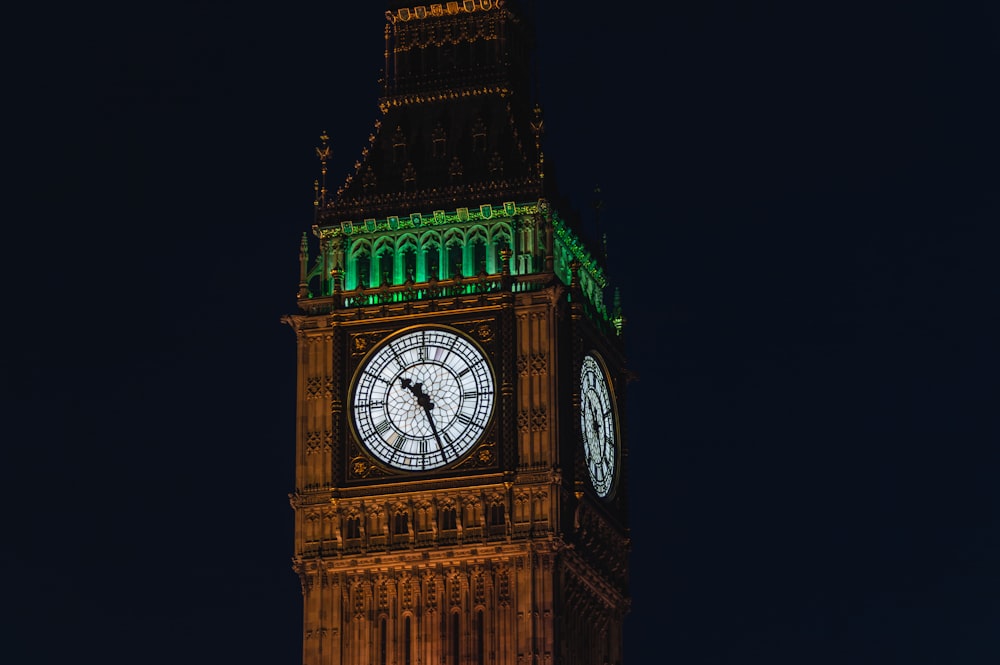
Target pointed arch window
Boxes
[421,240,441,282]
[402,162,417,191]
[404,615,413,665]
[393,126,407,164]
[401,245,417,283]
[447,241,464,278]
[476,609,485,665]
[378,251,394,287]
[451,612,460,665]
[394,511,409,536]
[362,164,377,191]
[469,230,488,275]
[352,247,372,290]
[449,155,464,180]
[441,506,457,531]
[472,116,487,153]
[379,617,388,665]
[346,515,362,540]
[488,502,504,527]
[432,122,447,159]
[488,151,503,177]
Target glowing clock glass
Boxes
[580,353,618,498]
[350,327,495,471]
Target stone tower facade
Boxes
[282,3,632,664]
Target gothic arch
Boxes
[372,236,395,287]
[467,224,489,275]
[419,230,444,281]
[488,220,513,249]
[396,232,419,283]
[347,237,374,290]
[442,227,467,277]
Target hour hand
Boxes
[401,377,435,410]
[587,403,601,435]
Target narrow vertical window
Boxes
[392,124,407,164]
[379,251,394,287]
[451,613,460,665]
[380,617,388,665]
[422,244,440,282]
[448,243,463,278]
[432,121,447,158]
[476,609,485,665]
[472,238,488,275]
[489,503,504,527]
[401,247,417,283]
[395,511,409,535]
[346,516,361,539]
[404,616,412,665]
[355,249,371,289]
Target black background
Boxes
[5,2,998,663]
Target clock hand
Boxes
[423,407,446,457]
[587,403,602,441]
[400,377,434,410]
[401,378,446,456]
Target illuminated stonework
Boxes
[303,199,612,329]
[283,3,632,665]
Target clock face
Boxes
[580,353,618,498]
[350,327,495,471]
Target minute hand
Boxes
[422,405,446,456]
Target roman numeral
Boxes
[365,369,391,384]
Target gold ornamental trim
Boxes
[314,200,537,239]
[379,85,512,113]
[388,1,497,24]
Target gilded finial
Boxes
[531,105,545,180]
[531,104,544,145]
[315,131,331,209]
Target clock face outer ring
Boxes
[349,326,496,472]
[579,352,620,499]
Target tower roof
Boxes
[315,0,556,223]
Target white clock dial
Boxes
[351,327,495,471]
[580,353,618,498]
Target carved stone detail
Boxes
[305,375,333,400]
[517,407,547,432]
[305,430,333,455]
[516,352,547,376]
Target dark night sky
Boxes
[4,2,998,663]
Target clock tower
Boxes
[282,2,633,664]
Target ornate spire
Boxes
[318,0,545,221]
[298,232,311,300]
[531,104,545,180]
[314,130,331,213]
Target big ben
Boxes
[282,2,633,664]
